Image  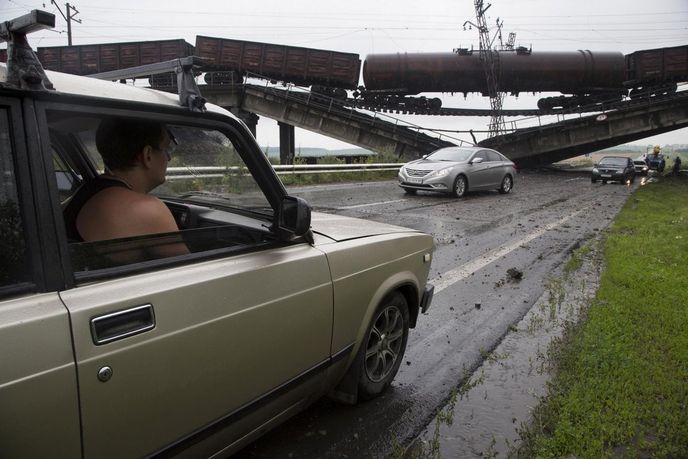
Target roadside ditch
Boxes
[402,235,605,458]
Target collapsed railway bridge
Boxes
[11,35,686,165]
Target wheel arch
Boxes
[328,274,420,405]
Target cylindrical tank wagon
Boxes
[363,49,627,107]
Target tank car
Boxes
[363,49,625,95]
[363,48,628,110]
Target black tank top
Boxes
[63,176,130,242]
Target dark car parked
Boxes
[591,156,636,184]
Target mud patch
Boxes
[405,238,603,458]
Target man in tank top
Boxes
[63,118,188,262]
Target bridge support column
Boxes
[230,108,260,137]
[278,121,295,165]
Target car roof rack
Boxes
[90,57,208,112]
[0,10,56,90]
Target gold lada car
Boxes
[0,11,433,458]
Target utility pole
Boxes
[51,1,81,46]
[464,1,506,137]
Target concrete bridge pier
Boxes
[230,108,259,138]
[278,121,295,165]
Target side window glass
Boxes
[52,146,83,203]
[46,112,275,275]
[0,109,32,289]
[476,151,489,162]
[487,151,501,162]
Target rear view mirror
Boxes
[278,196,312,240]
[471,157,484,164]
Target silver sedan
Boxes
[398,146,517,198]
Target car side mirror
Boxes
[422,155,428,159]
[278,195,312,240]
[471,157,483,164]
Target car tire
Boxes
[452,175,467,198]
[591,177,597,183]
[356,291,410,401]
[403,187,417,195]
[602,179,607,184]
[498,175,513,194]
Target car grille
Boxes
[598,168,621,174]
[405,168,432,177]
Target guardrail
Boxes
[166,163,404,180]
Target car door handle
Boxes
[90,304,156,345]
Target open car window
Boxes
[47,111,276,277]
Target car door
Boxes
[59,243,333,458]
[45,107,334,458]
[469,150,492,189]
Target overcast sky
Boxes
[3,0,687,150]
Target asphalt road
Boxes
[236,170,636,458]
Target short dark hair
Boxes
[96,118,165,170]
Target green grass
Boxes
[519,176,688,458]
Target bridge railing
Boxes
[166,163,404,180]
[501,83,688,134]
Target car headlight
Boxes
[592,168,598,173]
[431,168,450,178]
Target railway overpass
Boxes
[480,92,688,167]
[202,82,688,165]
[202,83,459,162]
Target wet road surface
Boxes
[236,171,635,458]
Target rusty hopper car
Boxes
[625,45,688,96]
[36,39,194,75]
[195,35,361,90]
[363,49,626,96]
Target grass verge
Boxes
[518,176,688,458]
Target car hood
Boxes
[404,159,465,171]
[310,211,418,242]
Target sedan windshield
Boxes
[599,157,628,167]
[428,148,474,162]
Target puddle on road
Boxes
[405,239,603,458]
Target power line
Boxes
[50,1,81,45]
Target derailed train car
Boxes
[2,38,684,112]
[362,45,688,110]
[194,35,361,96]
[36,39,194,75]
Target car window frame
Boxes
[33,95,297,287]
[0,95,63,297]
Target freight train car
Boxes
[625,44,688,98]
[362,45,688,111]
[362,48,628,110]
[195,35,361,96]
[35,39,194,76]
